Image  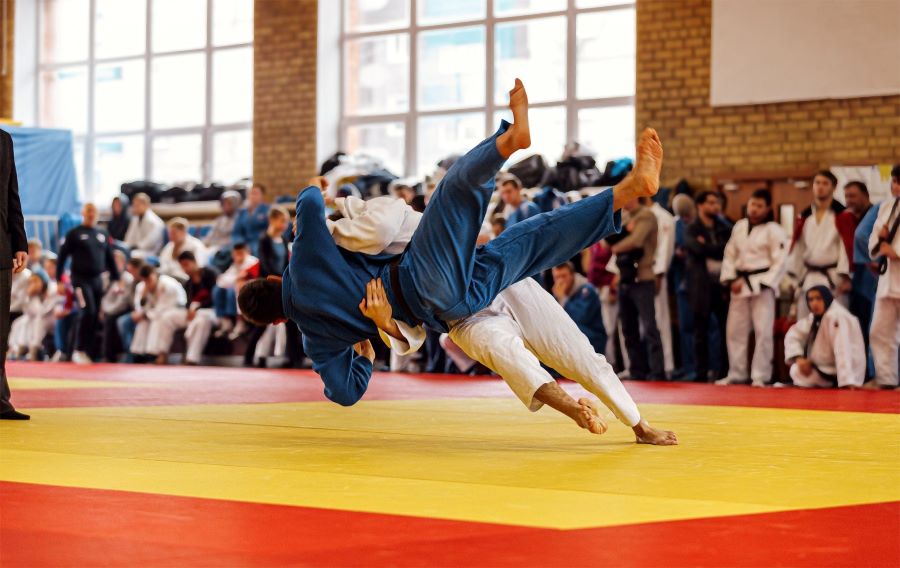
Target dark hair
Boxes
[233,242,249,252]
[554,261,575,272]
[694,190,718,205]
[252,183,267,195]
[410,195,426,213]
[844,181,869,196]
[815,170,837,188]
[139,264,156,279]
[178,251,197,263]
[127,258,144,270]
[891,164,900,180]
[749,188,772,206]
[500,175,522,190]
[238,278,285,325]
[491,216,506,228]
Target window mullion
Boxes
[144,0,152,181]
[405,0,417,177]
[566,0,577,145]
[485,0,495,138]
[85,0,96,201]
[203,0,213,184]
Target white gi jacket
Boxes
[159,235,209,281]
[216,255,259,289]
[650,202,676,275]
[124,210,165,255]
[134,274,187,320]
[720,220,789,298]
[868,197,900,300]
[789,205,849,289]
[9,268,32,312]
[784,301,866,387]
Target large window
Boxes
[37,0,254,205]
[342,0,636,178]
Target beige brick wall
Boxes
[253,0,318,199]
[636,0,900,190]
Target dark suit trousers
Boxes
[1,268,15,412]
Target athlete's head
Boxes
[805,285,833,318]
[746,188,772,225]
[812,170,837,202]
[238,277,286,326]
[842,181,870,216]
[499,174,523,207]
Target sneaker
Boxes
[72,351,93,365]
[617,370,632,380]
[50,351,64,362]
[715,376,749,386]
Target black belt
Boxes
[389,260,423,327]
[736,268,768,292]
[802,262,838,288]
[812,364,838,386]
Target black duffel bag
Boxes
[508,154,548,188]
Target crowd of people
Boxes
[7,162,900,390]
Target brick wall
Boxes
[636,0,900,191]
[0,0,14,118]
[253,0,318,198]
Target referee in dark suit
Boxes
[1,128,30,420]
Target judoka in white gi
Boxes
[866,167,900,388]
[7,272,56,360]
[717,189,789,386]
[650,201,676,374]
[784,286,865,388]
[129,265,188,360]
[323,193,676,445]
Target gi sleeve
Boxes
[760,224,789,290]
[377,320,426,355]
[783,317,811,363]
[56,233,72,283]
[831,315,865,387]
[305,336,374,406]
[719,224,739,284]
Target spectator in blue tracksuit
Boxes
[499,174,541,227]
[235,117,648,407]
[551,262,606,355]
[232,183,271,255]
[534,185,569,213]
[852,201,881,377]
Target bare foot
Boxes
[612,128,663,209]
[633,419,678,446]
[496,78,531,158]
[575,397,608,435]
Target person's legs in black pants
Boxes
[102,312,125,362]
[1,269,15,414]
[243,325,266,367]
[711,285,730,380]
[693,298,712,382]
[73,276,103,358]
[284,322,305,368]
[619,282,648,379]
[634,281,665,380]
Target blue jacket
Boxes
[282,187,393,406]
[506,201,541,227]
[533,186,568,213]
[561,280,607,355]
[233,203,271,254]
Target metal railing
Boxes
[23,215,59,253]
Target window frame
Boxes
[340,0,636,177]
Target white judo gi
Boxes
[789,205,850,319]
[784,300,866,388]
[328,196,642,427]
[8,292,56,353]
[124,209,166,256]
[650,202,676,374]
[868,197,900,387]
[130,274,188,356]
[719,219,789,385]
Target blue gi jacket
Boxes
[233,203,271,254]
[506,201,541,227]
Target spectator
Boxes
[649,199,676,375]
[390,182,416,204]
[499,174,540,227]
[257,207,290,277]
[788,170,850,318]
[534,185,569,213]
[213,242,259,337]
[48,258,78,362]
[551,262,606,356]
[7,272,54,361]
[108,195,131,242]
[129,265,187,364]
[123,193,165,256]
[9,265,31,321]
[490,216,506,238]
[26,238,44,273]
[175,251,220,365]
[99,251,137,362]
[717,189,789,386]
[609,196,665,380]
[684,191,732,382]
[204,190,242,256]
[670,193,697,380]
[158,217,208,282]
[866,164,900,389]
[233,183,271,255]
[115,258,145,363]
[56,203,120,365]
[583,239,617,364]
[784,286,865,388]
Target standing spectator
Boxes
[866,165,900,389]
[108,195,131,242]
[784,286,865,388]
[100,251,137,362]
[649,199,676,375]
[123,193,165,256]
[204,190,242,258]
[685,191,732,382]
[852,200,882,378]
[551,262,606,356]
[583,239,618,365]
[175,252,220,365]
[610,197,665,380]
[56,203,121,364]
[158,217,208,282]
[499,175,540,227]
[1,127,31,419]
[670,193,697,380]
[717,189,789,386]
[129,265,187,364]
[213,242,259,337]
[788,170,850,318]
[534,185,569,213]
[233,183,271,255]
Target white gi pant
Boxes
[870,297,900,387]
[131,308,188,355]
[447,278,641,427]
[183,309,218,364]
[439,334,476,373]
[655,276,674,373]
[725,288,775,384]
[8,314,53,350]
[254,323,287,361]
[789,364,836,388]
[599,286,618,366]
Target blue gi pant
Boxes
[388,121,622,331]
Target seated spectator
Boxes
[784,286,865,388]
[233,184,270,255]
[257,207,290,277]
[534,185,569,213]
[115,259,145,363]
[26,238,44,274]
[108,195,131,242]
[213,242,259,337]
[124,193,165,257]
[129,265,187,364]
[9,264,32,322]
[47,258,78,362]
[100,252,137,362]
[551,262,607,356]
[499,174,540,227]
[174,251,220,365]
[159,217,208,282]
[7,272,55,361]
[204,190,242,257]
[490,216,506,238]
[389,182,416,204]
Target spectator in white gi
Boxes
[100,252,138,362]
[123,193,165,257]
[649,199,676,374]
[7,272,55,361]
[213,242,259,338]
[129,265,187,364]
[158,217,208,282]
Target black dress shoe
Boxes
[0,409,31,420]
